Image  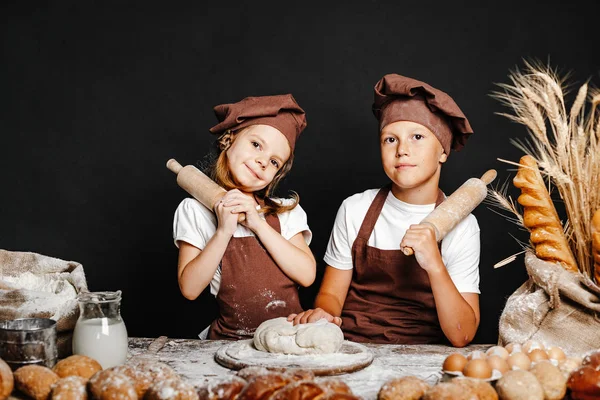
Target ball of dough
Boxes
[253,317,344,355]
[144,378,198,400]
[422,382,477,400]
[495,370,544,400]
[50,376,88,400]
[88,369,136,400]
[378,376,430,400]
[452,377,498,400]
[14,365,60,400]
[0,358,14,400]
[53,355,103,380]
[529,361,566,400]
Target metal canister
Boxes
[0,318,58,370]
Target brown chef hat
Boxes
[372,74,473,154]
[209,94,307,151]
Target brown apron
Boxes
[341,186,446,344]
[208,211,303,340]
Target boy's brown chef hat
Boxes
[209,94,307,151]
[372,74,473,154]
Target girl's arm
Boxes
[177,201,239,300]
[401,224,480,347]
[221,190,317,287]
[289,266,352,326]
[252,222,316,287]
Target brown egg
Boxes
[487,355,510,374]
[507,352,532,370]
[505,342,522,354]
[466,350,487,361]
[486,345,509,360]
[547,346,566,362]
[463,359,493,379]
[443,353,468,373]
[528,348,550,363]
[522,339,545,353]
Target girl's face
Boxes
[380,120,448,199]
[226,125,291,193]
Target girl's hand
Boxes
[214,199,238,237]
[287,308,342,327]
[220,189,263,232]
[400,224,444,272]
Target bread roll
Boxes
[592,208,600,283]
[378,376,430,400]
[50,376,88,400]
[197,368,357,400]
[53,355,102,380]
[14,365,60,400]
[144,378,197,400]
[0,358,14,400]
[513,155,578,272]
[87,369,137,400]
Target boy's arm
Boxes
[401,223,480,347]
[428,268,480,347]
[289,266,352,326]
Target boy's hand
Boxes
[400,224,444,272]
[219,189,263,232]
[287,308,342,327]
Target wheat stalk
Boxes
[491,62,600,280]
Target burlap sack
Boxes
[498,251,600,355]
[0,249,88,357]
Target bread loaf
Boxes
[592,208,600,283]
[197,368,358,400]
[513,155,578,272]
[568,350,600,400]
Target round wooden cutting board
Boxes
[215,339,374,376]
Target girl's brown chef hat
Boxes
[209,94,307,151]
[372,74,473,154]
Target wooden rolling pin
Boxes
[167,159,244,222]
[402,169,497,256]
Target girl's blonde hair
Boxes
[209,128,299,216]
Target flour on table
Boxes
[253,317,344,355]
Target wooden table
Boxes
[129,337,491,400]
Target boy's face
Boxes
[226,124,291,193]
[380,120,448,195]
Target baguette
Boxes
[592,209,600,283]
[513,155,578,272]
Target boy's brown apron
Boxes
[341,186,446,344]
[208,212,303,340]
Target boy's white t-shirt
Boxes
[324,189,481,294]
[172,197,312,296]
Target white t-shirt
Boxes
[173,197,312,296]
[324,189,480,294]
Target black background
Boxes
[2,1,599,344]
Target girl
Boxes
[289,74,481,347]
[174,94,316,340]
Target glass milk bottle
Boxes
[72,291,128,368]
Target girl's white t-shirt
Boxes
[173,197,312,296]
[324,189,481,294]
